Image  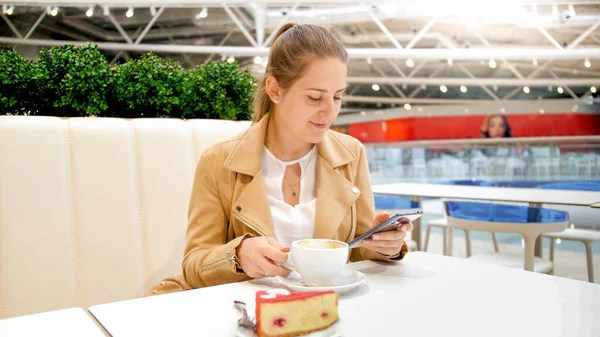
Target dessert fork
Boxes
[233,300,256,329]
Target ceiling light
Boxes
[584,59,591,68]
[557,86,564,94]
[404,103,411,111]
[405,59,414,68]
[360,111,366,116]
[372,84,380,92]
[447,58,453,66]
[197,7,208,19]
[149,6,157,16]
[440,85,447,93]
[464,108,469,114]
[460,85,467,93]
[591,86,597,94]
[227,56,235,63]
[532,58,538,67]
[366,57,372,65]
[50,6,59,16]
[523,86,530,94]
[86,6,94,17]
[568,4,576,17]
[539,109,545,114]
[500,108,506,113]
[488,59,497,69]
[254,56,262,64]
[125,7,134,18]
[4,5,14,15]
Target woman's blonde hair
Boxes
[252,23,348,123]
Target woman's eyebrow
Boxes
[305,88,347,93]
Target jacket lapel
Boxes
[224,114,274,237]
[314,132,360,239]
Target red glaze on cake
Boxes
[255,289,339,337]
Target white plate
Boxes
[276,269,366,294]
[235,320,341,337]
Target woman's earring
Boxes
[273,98,279,104]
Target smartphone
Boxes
[348,210,422,248]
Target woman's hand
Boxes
[237,237,292,278]
[363,212,413,257]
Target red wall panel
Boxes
[346,113,600,143]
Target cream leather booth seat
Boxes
[0,116,251,319]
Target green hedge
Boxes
[0,44,255,120]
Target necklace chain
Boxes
[270,146,314,198]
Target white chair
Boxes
[424,217,499,256]
[444,200,569,273]
[543,229,600,283]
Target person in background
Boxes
[479,115,512,138]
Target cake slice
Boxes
[255,289,339,337]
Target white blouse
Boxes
[261,145,317,248]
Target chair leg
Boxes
[424,225,432,252]
[548,238,555,275]
[549,237,555,262]
[585,243,595,283]
[464,229,471,257]
[442,227,447,256]
[491,232,499,252]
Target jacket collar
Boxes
[223,112,356,176]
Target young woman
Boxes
[147,23,412,295]
[480,115,512,138]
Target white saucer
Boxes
[236,320,341,337]
[276,269,366,294]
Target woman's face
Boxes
[488,116,507,138]
[274,57,347,144]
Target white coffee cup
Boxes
[282,239,349,285]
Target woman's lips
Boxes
[310,122,328,129]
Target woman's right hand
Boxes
[237,237,292,278]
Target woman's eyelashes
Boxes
[307,96,342,102]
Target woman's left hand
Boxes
[363,212,413,256]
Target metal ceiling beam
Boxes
[536,25,564,50]
[548,69,578,99]
[405,16,438,50]
[1,13,22,38]
[457,65,500,101]
[223,4,257,47]
[409,67,443,98]
[24,11,47,39]
[262,2,298,47]
[503,22,600,100]
[469,28,524,80]
[366,7,403,49]
[569,20,600,49]
[348,76,599,87]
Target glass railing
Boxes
[365,136,600,189]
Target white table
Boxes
[372,183,600,254]
[89,252,600,337]
[373,183,600,207]
[0,307,107,337]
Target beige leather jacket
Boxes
[146,113,407,296]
